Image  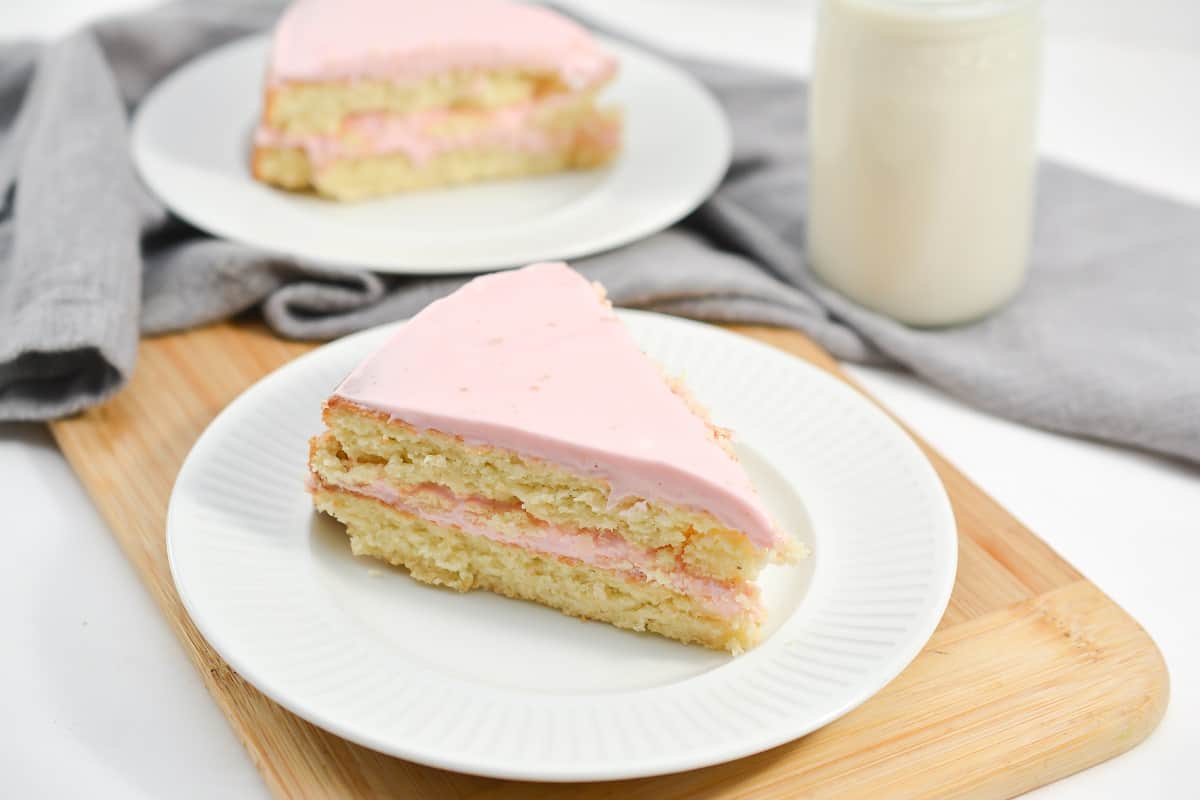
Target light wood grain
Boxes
[49,320,1168,800]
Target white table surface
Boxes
[2,1,1197,797]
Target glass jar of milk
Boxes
[808,0,1042,326]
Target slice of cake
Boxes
[252,0,621,200]
[308,263,796,651]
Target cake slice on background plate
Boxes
[253,0,621,200]
[308,263,798,652]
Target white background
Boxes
[1,1,1197,797]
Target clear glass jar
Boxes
[808,0,1042,326]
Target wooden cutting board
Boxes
[49,320,1168,800]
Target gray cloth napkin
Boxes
[2,2,1198,464]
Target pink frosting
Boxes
[333,262,785,551]
[323,477,761,620]
[268,0,616,89]
[254,100,618,168]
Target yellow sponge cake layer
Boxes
[313,487,761,652]
[318,403,773,582]
[253,131,613,201]
[253,145,581,200]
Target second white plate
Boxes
[167,311,957,781]
[131,35,731,273]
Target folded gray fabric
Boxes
[2,2,1198,465]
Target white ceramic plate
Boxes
[167,312,956,781]
[131,35,731,273]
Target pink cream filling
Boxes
[256,93,617,169]
[322,476,762,621]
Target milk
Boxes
[808,0,1042,325]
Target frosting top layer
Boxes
[269,0,617,88]
[333,262,782,550]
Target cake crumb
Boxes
[663,372,738,458]
[367,568,383,578]
[591,281,613,308]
